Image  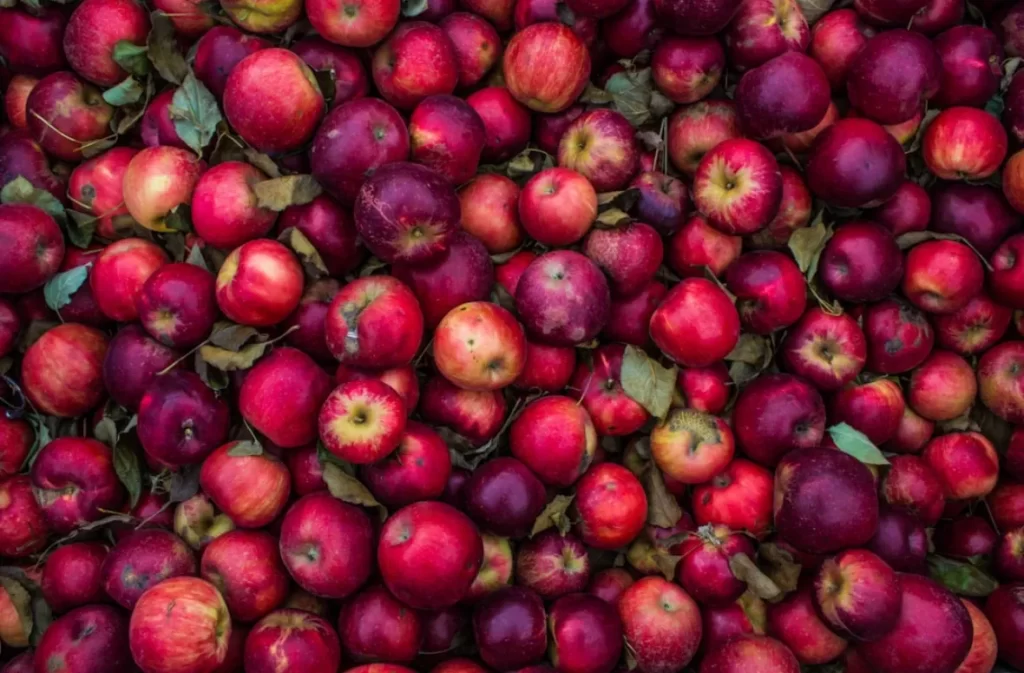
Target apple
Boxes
[433,302,525,391]
[362,421,451,507]
[726,251,806,334]
[922,431,1000,500]
[933,25,1003,107]
[736,52,830,139]
[911,0,965,33]
[677,525,755,605]
[516,531,590,598]
[372,22,457,110]
[668,214,742,278]
[140,89,188,150]
[667,99,742,178]
[464,456,546,539]
[534,105,584,154]
[651,0,741,36]
[869,181,932,237]
[908,350,977,421]
[569,343,648,436]
[138,370,230,467]
[991,234,1024,309]
[692,458,774,536]
[325,275,424,369]
[515,250,610,346]
[881,455,945,525]
[129,577,231,673]
[725,0,809,72]
[420,608,469,663]
[848,29,941,125]
[986,583,1024,669]
[0,476,47,558]
[935,516,999,559]
[136,262,218,350]
[902,240,984,314]
[152,0,213,36]
[700,598,767,654]
[306,0,399,47]
[819,222,903,304]
[814,549,901,641]
[200,529,288,623]
[216,239,304,327]
[699,635,799,673]
[619,577,701,673]
[863,298,935,374]
[278,493,375,599]
[510,395,597,487]
[439,12,501,88]
[831,379,906,445]
[278,198,364,279]
[408,95,485,186]
[0,7,67,75]
[676,363,730,415]
[693,138,783,235]
[503,22,590,113]
[40,541,105,613]
[651,37,724,104]
[318,379,407,465]
[924,107,1008,181]
[192,26,270,98]
[558,108,639,192]
[244,610,341,673]
[602,0,661,57]
[200,441,291,528]
[548,593,623,673]
[338,584,422,663]
[807,118,906,208]
[458,174,523,254]
[420,375,507,445]
[240,347,333,449]
[649,408,733,483]
[335,364,420,413]
[0,129,66,207]
[22,324,107,418]
[767,585,848,665]
[515,340,577,392]
[809,9,874,89]
[574,463,647,550]
[748,166,812,249]
[174,494,235,551]
[631,171,689,236]
[26,71,113,161]
[123,146,205,232]
[588,569,634,606]
[63,0,149,86]
[0,203,63,294]
[67,146,136,239]
[101,529,197,609]
[378,501,483,609]
[518,167,596,247]
[866,507,929,573]
[650,277,740,367]
[956,599,998,673]
[291,36,368,110]
[979,341,1024,423]
[0,414,30,478]
[732,373,824,467]
[858,574,972,673]
[603,281,668,348]
[191,161,277,251]
[35,605,133,673]
[466,87,533,163]
[90,237,169,322]
[472,586,548,670]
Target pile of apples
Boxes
[4,0,1024,671]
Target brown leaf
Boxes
[254,175,323,211]
[620,345,676,420]
[227,440,263,457]
[787,212,831,277]
[531,494,575,537]
[653,550,683,581]
[758,543,802,595]
[643,465,682,528]
[147,11,188,85]
[278,227,329,279]
[243,149,281,178]
[729,552,783,602]
[0,577,32,647]
[322,463,387,520]
[199,342,269,371]
[208,322,263,350]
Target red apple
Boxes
[67,146,136,238]
[922,431,1000,500]
[736,52,831,139]
[692,458,774,536]
[924,107,1008,180]
[726,251,806,334]
[807,118,906,208]
[244,610,341,673]
[979,341,1024,423]
[410,95,485,185]
[0,475,47,558]
[503,22,590,113]
[138,370,229,467]
[36,605,133,673]
[199,441,291,528]
[191,161,277,251]
[677,525,754,605]
[516,531,590,599]
[767,584,848,665]
[869,181,931,237]
[619,577,702,673]
[306,0,399,47]
[137,262,218,350]
[514,250,610,346]
[814,549,901,641]
[693,138,783,235]
[102,529,196,609]
[510,395,597,487]
[372,22,458,110]
[933,24,1003,107]
[847,30,940,125]
[458,174,523,254]
[809,9,874,89]
[440,12,502,88]
[22,323,107,418]
[863,298,935,374]
[466,86,532,163]
[0,7,67,76]
[667,100,742,178]
[518,167,597,247]
[123,146,205,232]
[192,26,270,98]
[548,593,623,673]
[651,0,741,36]
[472,586,547,669]
[650,277,740,367]
[215,239,303,326]
[240,347,333,449]
[574,463,647,550]
[90,237,168,322]
[0,203,63,294]
[667,214,742,278]
[26,71,113,161]
[420,375,506,445]
[362,421,451,507]
[292,36,369,109]
[603,281,668,347]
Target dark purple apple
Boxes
[514,250,610,347]
[819,221,904,303]
[736,52,831,139]
[930,182,1021,256]
[548,593,623,673]
[464,457,547,540]
[472,586,548,670]
[137,370,231,467]
[847,29,941,125]
[807,118,906,208]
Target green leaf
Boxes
[147,12,188,85]
[112,40,150,77]
[165,204,192,233]
[787,211,831,276]
[828,422,890,466]
[185,243,209,270]
[199,342,271,371]
[322,462,387,520]
[66,211,98,249]
[278,227,329,279]
[985,94,1005,117]
[795,0,835,22]
[1,176,67,226]
[620,345,676,420]
[725,333,773,386]
[531,494,575,537]
[401,0,428,15]
[758,543,802,595]
[895,231,993,271]
[42,265,90,312]
[729,552,782,602]
[254,175,323,211]
[23,415,52,469]
[103,76,144,106]
[227,440,264,457]
[604,68,662,127]
[169,73,222,156]
[928,555,999,597]
[208,321,264,350]
[113,440,142,508]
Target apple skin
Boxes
[433,302,525,391]
[650,408,734,484]
[603,281,668,348]
[338,584,422,663]
[140,89,187,150]
[651,0,741,36]
[0,203,64,295]
[123,146,205,233]
[35,605,133,673]
[676,525,754,605]
[588,569,634,606]
[223,49,324,154]
[191,161,277,251]
[924,107,1008,181]
[774,448,879,554]
[326,275,424,369]
[979,341,1024,423]
[908,350,977,421]
[583,222,664,299]
[602,0,661,57]
[954,599,998,673]
[732,373,824,467]
[0,7,67,75]
[421,375,507,446]
[466,87,533,163]
[677,363,730,414]
[244,609,341,673]
[151,0,213,36]
[129,577,232,673]
[515,341,576,392]
[90,237,169,322]
[40,541,107,613]
[199,529,288,624]
[767,584,848,665]
[2,651,34,673]
[650,277,741,367]
[439,12,501,88]
[371,22,458,111]
[309,98,409,206]
[515,250,610,347]
[510,395,597,487]
[240,347,333,449]
[200,441,291,529]
[668,214,742,278]
[63,0,149,86]
[548,593,623,673]
[809,9,874,89]
[558,108,639,192]
[216,239,304,327]
[736,52,831,140]
[863,298,935,374]
[378,501,483,610]
[651,37,724,104]
[869,181,931,237]
[569,343,649,436]
[831,379,906,445]
[68,146,137,239]
[23,324,108,418]
[858,574,972,673]
[137,263,218,350]
[318,379,407,465]
[0,476,48,558]
[813,549,901,642]
[726,0,809,73]
[26,71,113,161]
[458,174,523,255]
[574,463,647,551]
[847,29,941,125]
[618,577,701,673]
[693,138,783,236]
[819,221,903,304]
[192,26,269,98]
[748,166,812,250]
[137,370,229,467]
[991,234,1024,309]
[667,100,742,178]
[534,105,585,155]
[881,455,945,525]
[503,22,591,113]
[279,493,375,599]
[335,364,419,414]
[515,531,590,599]
[934,516,999,559]
[700,598,767,654]
[101,528,197,609]
[306,0,399,47]
[922,431,1000,500]
[292,36,368,109]
[698,634,799,673]
[692,458,774,537]
[173,493,235,552]
[464,456,546,539]
[472,586,548,670]
[806,118,906,208]
[362,421,451,507]
[631,171,689,237]
[932,24,1003,106]
[409,95,485,186]
[0,414,30,478]
[519,168,597,247]
[726,251,806,334]
[901,240,985,315]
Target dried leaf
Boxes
[254,175,323,211]
[652,551,683,581]
[726,334,774,385]
[1,176,67,226]
[208,322,263,350]
[643,464,682,528]
[111,40,150,78]
[795,0,835,22]
[0,577,32,647]
[729,552,782,602]
[227,440,264,457]
[43,265,90,311]
[162,204,192,233]
[928,555,999,597]
[595,207,632,228]
[605,69,658,127]
[787,212,831,276]
[185,244,209,270]
[199,342,270,371]
[102,76,144,106]
[579,82,614,105]
[829,422,890,466]
[66,211,98,249]
[620,345,676,420]
[29,591,52,647]
[168,465,201,502]
[278,227,329,279]
[243,149,281,178]
[971,405,1014,452]
[531,494,575,537]
[322,462,387,519]
[169,72,222,156]
[759,543,802,594]
[147,11,188,85]
[1001,57,1023,92]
